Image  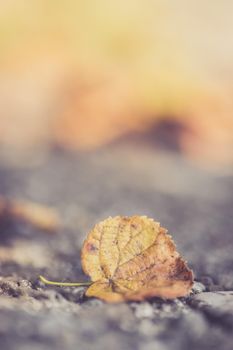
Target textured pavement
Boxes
[0,142,232,350]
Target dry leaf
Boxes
[0,196,60,233]
[81,216,193,302]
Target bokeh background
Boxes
[0,0,233,169]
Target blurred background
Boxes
[0,0,233,169]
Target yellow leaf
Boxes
[81,216,193,302]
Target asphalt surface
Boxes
[0,142,232,350]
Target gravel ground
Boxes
[0,142,232,350]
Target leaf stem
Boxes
[39,275,92,287]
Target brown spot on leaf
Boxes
[86,243,98,253]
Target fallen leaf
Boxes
[40,215,193,302]
[0,196,60,233]
[81,216,193,302]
